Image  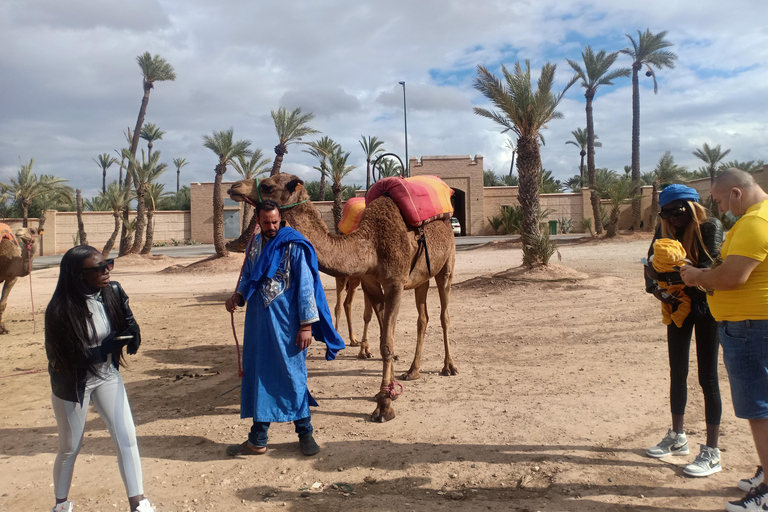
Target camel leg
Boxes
[333,276,348,337]
[0,277,17,335]
[360,292,373,359]
[344,277,362,348]
[364,280,401,422]
[402,281,430,381]
[435,262,458,376]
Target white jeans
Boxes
[51,367,144,499]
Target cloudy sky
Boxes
[1,0,767,198]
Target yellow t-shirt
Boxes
[708,199,768,321]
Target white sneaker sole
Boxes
[646,447,690,458]
[684,464,722,477]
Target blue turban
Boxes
[659,184,699,208]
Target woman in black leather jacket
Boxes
[643,184,724,478]
[45,245,154,512]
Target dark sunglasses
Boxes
[82,259,114,274]
[659,206,688,220]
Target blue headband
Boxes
[659,184,699,208]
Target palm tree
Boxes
[620,30,677,230]
[565,128,602,189]
[605,177,635,237]
[141,182,171,254]
[203,128,251,257]
[484,170,500,186]
[226,149,272,252]
[474,60,576,263]
[115,128,132,187]
[359,135,386,190]
[303,137,339,201]
[568,46,630,235]
[328,148,356,234]
[376,157,403,180]
[121,52,175,256]
[269,107,320,176]
[650,151,687,229]
[32,175,74,255]
[0,159,67,227]
[540,170,562,193]
[93,153,118,193]
[172,157,189,193]
[565,175,582,193]
[504,138,517,177]
[99,181,133,256]
[720,159,764,174]
[140,122,166,160]
[693,143,731,216]
[126,150,168,253]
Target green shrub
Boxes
[487,215,504,234]
[522,231,558,266]
[580,217,594,237]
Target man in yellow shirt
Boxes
[682,168,768,512]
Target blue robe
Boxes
[237,226,344,422]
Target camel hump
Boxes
[0,224,18,246]
[366,176,454,227]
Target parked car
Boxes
[450,217,461,236]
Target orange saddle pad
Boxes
[366,175,454,227]
[338,197,366,234]
[0,223,18,246]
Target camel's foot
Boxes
[401,368,421,381]
[441,362,459,376]
[371,393,395,422]
[357,350,373,359]
[348,338,360,347]
[393,354,399,362]
[0,323,8,335]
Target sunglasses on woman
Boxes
[82,259,115,274]
[659,206,688,220]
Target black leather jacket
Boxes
[46,281,141,404]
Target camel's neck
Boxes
[20,241,34,276]
[282,203,375,277]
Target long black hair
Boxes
[45,245,128,374]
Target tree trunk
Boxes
[332,183,343,235]
[225,205,257,253]
[650,180,660,232]
[585,90,603,235]
[213,162,228,257]
[22,203,28,228]
[102,213,121,257]
[579,151,585,188]
[76,189,87,246]
[147,141,153,161]
[319,170,327,201]
[508,151,516,178]
[130,188,146,253]
[121,84,151,255]
[103,171,107,194]
[516,135,542,248]
[630,63,642,230]
[365,160,371,191]
[177,169,180,193]
[38,211,46,255]
[270,144,286,176]
[607,207,619,237]
[140,210,154,254]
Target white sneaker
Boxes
[133,499,155,512]
[683,444,721,477]
[52,502,73,512]
[726,483,768,512]
[739,466,765,492]
[646,428,689,458]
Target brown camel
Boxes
[333,275,374,355]
[228,173,457,422]
[0,228,39,334]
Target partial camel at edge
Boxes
[227,173,458,422]
[0,228,39,334]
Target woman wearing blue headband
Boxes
[643,184,724,477]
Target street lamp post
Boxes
[398,81,409,177]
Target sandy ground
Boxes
[0,234,759,512]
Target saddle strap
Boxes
[409,226,432,277]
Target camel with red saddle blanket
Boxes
[227,173,457,422]
[0,224,40,334]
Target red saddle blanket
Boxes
[366,175,454,227]
[0,223,18,246]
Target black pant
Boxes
[667,310,721,425]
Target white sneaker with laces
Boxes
[739,466,765,492]
[646,428,689,458]
[683,444,721,477]
[133,498,155,512]
[726,482,768,512]
[52,502,73,512]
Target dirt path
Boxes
[0,235,757,511]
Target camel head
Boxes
[14,227,39,253]
[228,173,309,208]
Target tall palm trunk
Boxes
[130,187,146,253]
[177,169,180,193]
[332,183,343,234]
[103,212,121,257]
[586,90,603,235]
[213,161,228,257]
[121,84,151,255]
[579,151,585,187]
[76,189,87,246]
[103,171,107,194]
[650,180,660,232]
[319,171,327,201]
[630,63,642,230]
[365,159,372,190]
[508,151,516,178]
[607,207,619,237]
[38,211,47,255]
[140,210,155,254]
[21,202,29,228]
[517,135,542,246]
[270,145,286,176]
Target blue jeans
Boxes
[719,320,768,419]
[248,416,313,448]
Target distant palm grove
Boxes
[0,36,762,262]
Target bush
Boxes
[559,217,573,234]
[522,231,558,266]
[580,218,594,237]
[487,215,504,235]
[500,205,523,234]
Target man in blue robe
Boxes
[225,199,344,456]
